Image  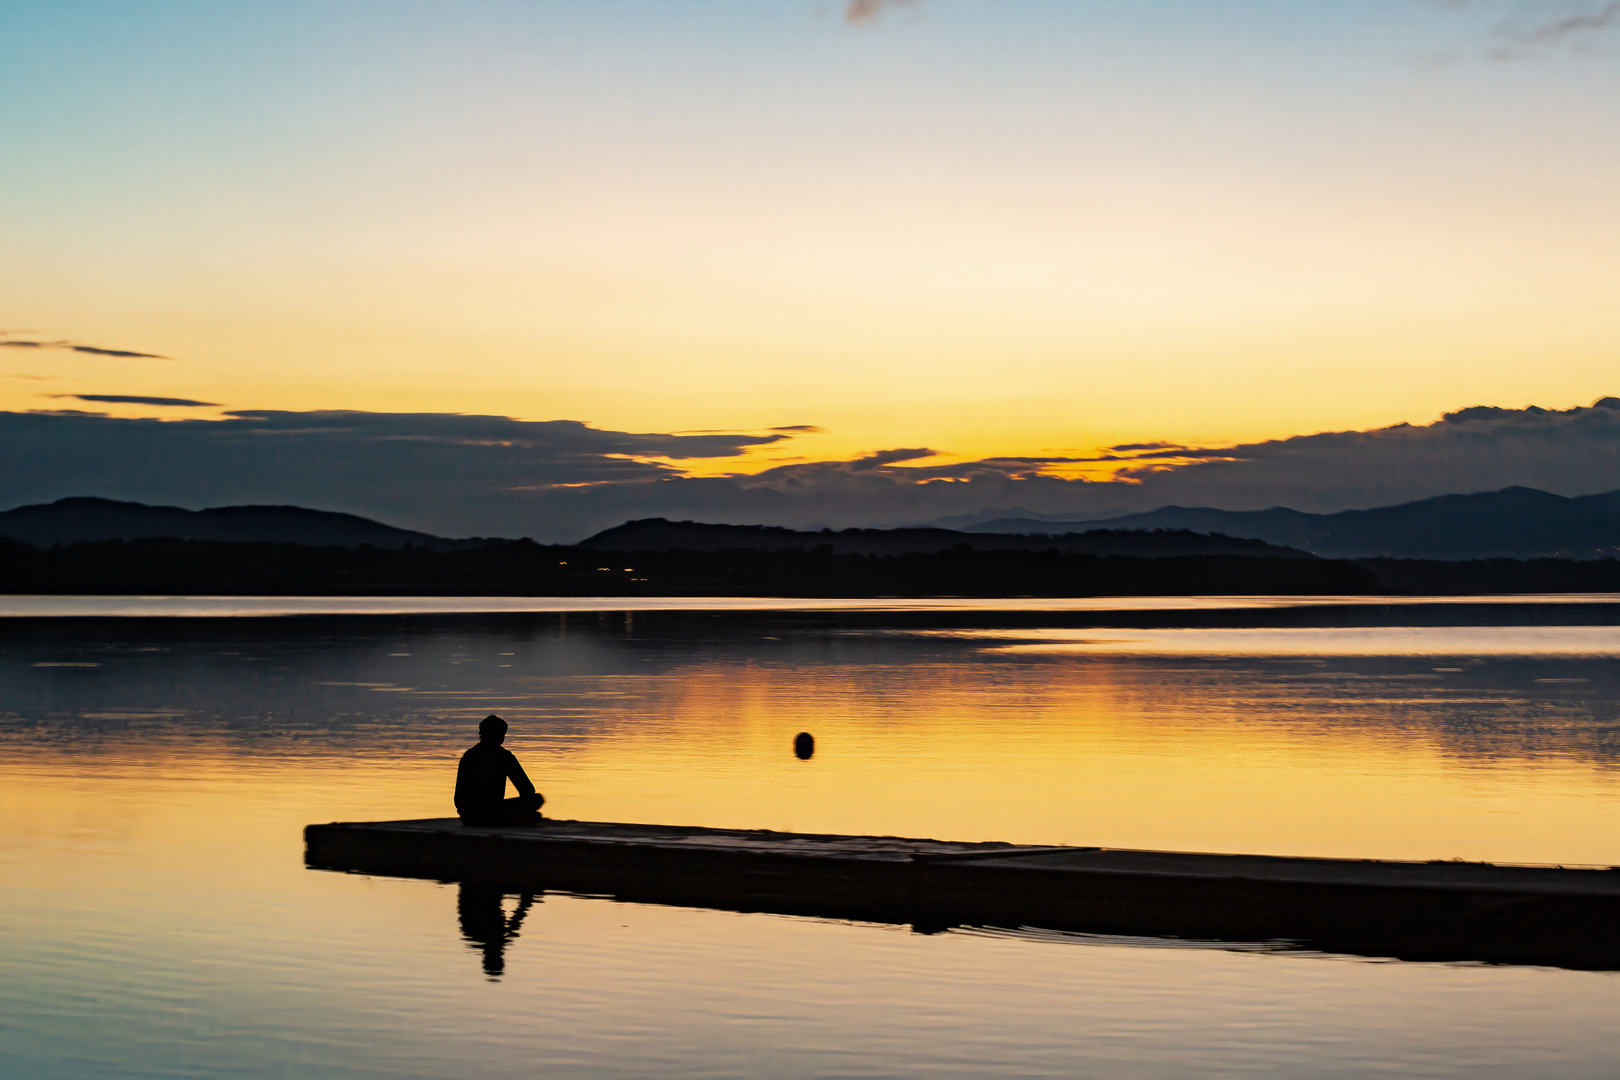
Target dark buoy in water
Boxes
[793,732,815,760]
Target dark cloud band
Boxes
[4,399,1620,542]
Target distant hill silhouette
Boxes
[580,518,1316,559]
[17,485,1620,562]
[922,507,1134,530]
[0,497,483,549]
[965,486,1620,560]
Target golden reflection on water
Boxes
[13,614,1620,1076]
[508,653,1620,865]
[960,624,1620,657]
[8,624,1620,866]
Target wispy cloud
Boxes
[1510,1,1620,44]
[670,423,820,439]
[1108,441,1187,453]
[67,344,170,359]
[849,447,936,469]
[844,0,917,27]
[1426,1,1620,61]
[0,338,170,360]
[55,394,218,407]
[1464,1,1620,59]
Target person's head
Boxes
[478,714,508,744]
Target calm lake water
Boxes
[9,597,1620,1077]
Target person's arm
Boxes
[502,748,537,798]
[505,893,536,936]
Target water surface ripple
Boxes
[6,599,1620,1077]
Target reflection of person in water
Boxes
[458,885,536,978]
[455,714,546,826]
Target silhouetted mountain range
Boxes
[961,487,1620,560]
[579,519,1315,559]
[10,486,1620,563]
[0,497,483,549]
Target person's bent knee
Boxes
[459,796,543,827]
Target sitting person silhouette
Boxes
[455,714,546,826]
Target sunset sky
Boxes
[4,0,1620,533]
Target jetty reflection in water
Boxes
[444,885,1310,984]
[313,813,1620,973]
[12,602,1620,1077]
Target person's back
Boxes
[454,740,521,809]
[455,714,545,826]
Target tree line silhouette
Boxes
[4,534,1620,595]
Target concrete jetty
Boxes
[304,817,1620,969]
